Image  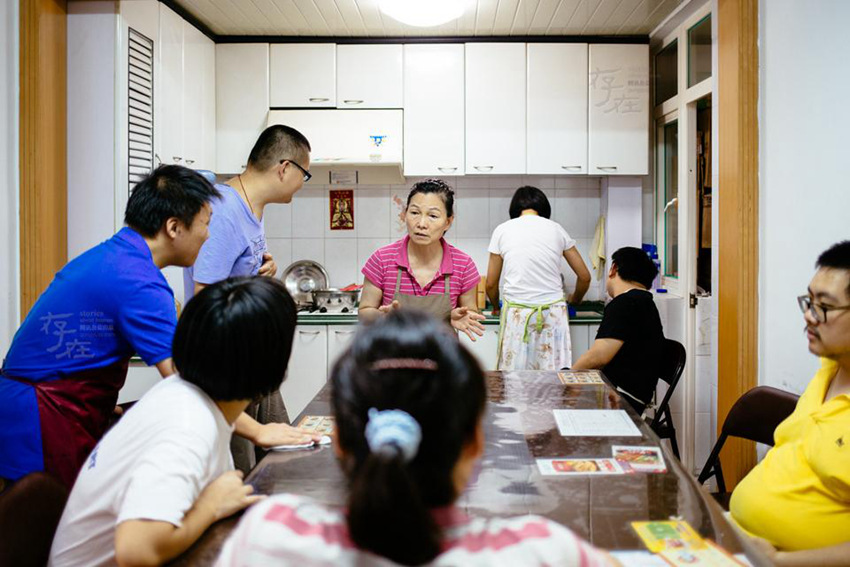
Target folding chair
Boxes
[647,338,686,459]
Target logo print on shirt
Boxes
[837,436,845,448]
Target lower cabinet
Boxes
[327,325,357,376]
[280,327,327,419]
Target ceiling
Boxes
[173,0,684,38]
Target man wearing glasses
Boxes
[183,124,315,470]
[730,240,850,566]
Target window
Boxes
[688,15,712,87]
[662,121,678,278]
[655,40,678,106]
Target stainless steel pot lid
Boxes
[281,260,330,306]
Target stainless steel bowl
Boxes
[312,289,360,313]
[281,260,330,308]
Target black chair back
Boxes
[648,338,686,458]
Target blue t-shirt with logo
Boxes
[183,183,267,302]
[0,227,176,478]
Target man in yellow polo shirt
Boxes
[731,240,850,566]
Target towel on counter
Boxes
[590,215,606,280]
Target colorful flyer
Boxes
[297,415,335,435]
[631,520,706,554]
[537,458,626,476]
[657,540,747,566]
[613,445,667,473]
[557,370,605,385]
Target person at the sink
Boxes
[183,124,317,472]
[359,178,486,341]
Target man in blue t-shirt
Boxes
[0,166,221,488]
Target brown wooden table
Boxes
[172,371,768,565]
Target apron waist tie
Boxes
[503,298,566,343]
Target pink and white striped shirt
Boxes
[361,236,480,307]
[215,493,613,567]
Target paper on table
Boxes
[608,551,669,567]
[270,435,332,451]
[553,409,642,437]
[537,458,625,476]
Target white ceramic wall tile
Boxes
[389,189,408,239]
[324,238,359,288]
[553,188,587,239]
[264,202,292,238]
[292,190,326,238]
[455,188,490,238]
[356,187,391,238]
[265,238,292,275]
[357,238,391,278]
[555,176,588,190]
[455,238,490,276]
[324,187,358,239]
[488,187,513,233]
[521,175,555,190]
[695,412,712,474]
[455,174,489,189]
[292,238,325,267]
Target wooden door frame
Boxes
[19,0,67,318]
[716,0,759,488]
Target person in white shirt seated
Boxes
[216,310,614,567]
[49,277,301,567]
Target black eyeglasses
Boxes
[797,294,850,323]
[281,159,312,182]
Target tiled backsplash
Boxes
[264,175,606,302]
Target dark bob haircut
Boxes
[247,124,312,172]
[406,178,455,217]
[612,246,658,290]
[817,240,850,298]
[173,277,297,401]
[124,165,221,237]
[509,185,551,219]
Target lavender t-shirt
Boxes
[183,183,267,302]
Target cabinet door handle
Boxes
[334,330,355,335]
[309,97,330,102]
[596,166,618,171]
[343,99,364,105]
[154,153,162,166]
[299,330,321,336]
[561,165,582,171]
[172,156,182,163]
[185,159,195,165]
[438,167,458,173]
[473,165,494,172]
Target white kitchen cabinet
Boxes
[403,44,465,177]
[216,44,270,173]
[327,325,357,376]
[588,44,649,175]
[527,43,588,175]
[158,4,183,167]
[337,44,403,108]
[459,327,500,371]
[281,327,328,419]
[569,325,590,363]
[270,44,336,108]
[465,43,526,175]
[200,31,216,170]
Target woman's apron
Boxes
[497,299,571,371]
[3,358,130,488]
[392,267,453,323]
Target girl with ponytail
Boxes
[217,310,613,567]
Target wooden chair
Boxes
[647,338,686,459]
[0,472,69,567]
[697,385,799,509]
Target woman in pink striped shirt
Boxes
[358,179,485,341]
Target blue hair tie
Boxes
[364,408,422,463]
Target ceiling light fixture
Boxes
[378,0,467,28]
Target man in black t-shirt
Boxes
[572,247,665,413]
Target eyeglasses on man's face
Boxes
[281,159,312,183]
[797,294,850,324]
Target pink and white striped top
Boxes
[215,493,613,567]
[361,236,480,307]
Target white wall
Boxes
[0,0,20,356]
[759,0,850,394]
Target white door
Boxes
[465,43,526,174]
[588,44,649,175]
[158,4,183,166]
[270,44,336,107]
[281,327,328,419]
[181,22,204,169]
[527,43,588,175]
[403,44,465,177]
[216,44,270,173]
[337,44,403,108]
[327,325,358,377]
[458,327,500,371]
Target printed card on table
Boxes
[297,415,335,435]
[557,370,605,385]
[613,445,667,473]
[553,409,642,437]
[658,540,747,566]
[631,520,706,554]
[537,458,626,476]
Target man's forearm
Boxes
[571,350,605,370]
[486,285,500,311]
[115,504,217,567]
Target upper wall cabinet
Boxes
[182,22,215,170]
[527,43,588,175]
[403,44,464,177]
[588,44,649,175]
[216,44,270,173]
[337,44,403,108]
[158,5,183,167]
[270,44,336,107]
[466,43,526,175]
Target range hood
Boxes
[267,109,404,185]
